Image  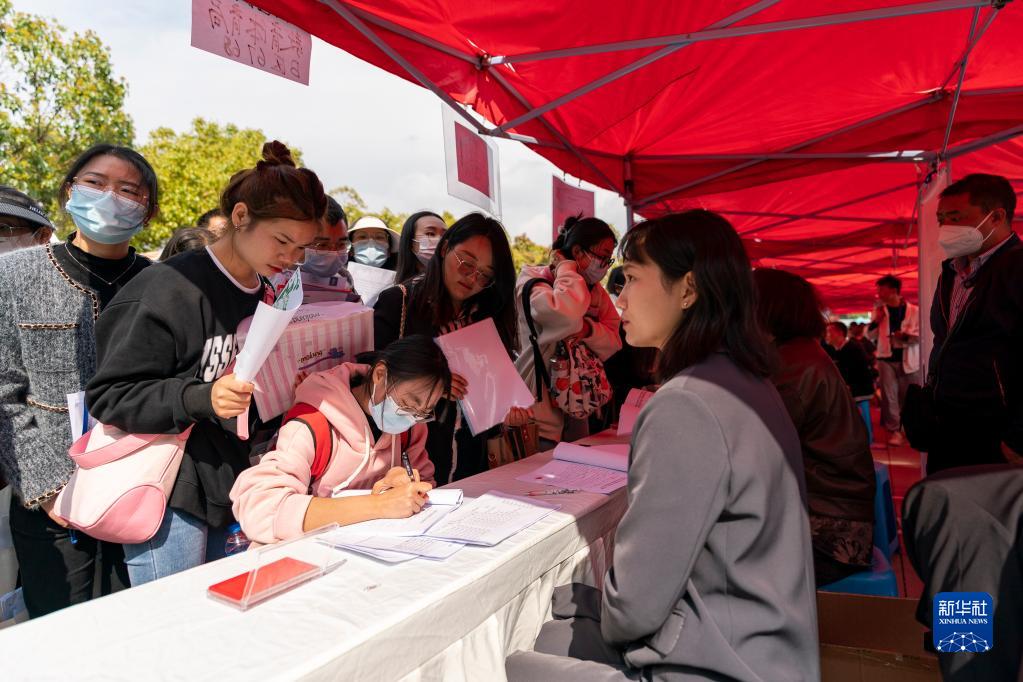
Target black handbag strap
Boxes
[521,277,553,401]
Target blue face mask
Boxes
[65,185,147,245]
[302,249,346,277]
[370,377,418,435]
[353,240,388,267]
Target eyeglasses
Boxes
[311,238,351,252]
[73,174,147,204]
[393,399,436,423]
[585,249,615,269]
[452,250,495,288]
[0,224,41,237]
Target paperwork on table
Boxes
[318,489,557,562]
[517,442,630,494]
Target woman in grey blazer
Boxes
[507,210,820,681]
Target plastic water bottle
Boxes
[224,523,251,556]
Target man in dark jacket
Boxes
[826,321,876,445]
[926,173,1023,474]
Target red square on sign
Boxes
[455,124,491,197]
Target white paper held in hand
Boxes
[234,268,304,383]
[435,319,534,436]
[424,491,559,546]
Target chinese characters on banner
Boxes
[552,176,595,240]
[442,105,501,217]
[191,0,312,85]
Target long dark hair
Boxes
[619,210,771,381]
[752,269,826,344]
[552,215,615,259]
[357,334,452,398]
[395,210,444,284]
[61,144,160,219]
[409,212,518,352]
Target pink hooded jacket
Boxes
[230,363,433,543]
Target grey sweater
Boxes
[602,352,820,680]
[0,244,147,506]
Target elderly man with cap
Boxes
[0,185,54,254]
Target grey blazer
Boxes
[0,245,100,506]
[602,353,820,680]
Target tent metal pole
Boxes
[939,6,1000,89]
[625,156,635,229]
[339,3,477,63]
[634,95,940,207]
[484,68,624,194]
[487,0,986,66]
[944,124,1023,159]
[739,182,921,236]
[718,209,914,224]
[319,0,488,136]
[940,8,982,156]
[491,0,780,134]
[633,151,934,161]
[962,86,1023,97]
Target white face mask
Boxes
[302,248,345,277]
[415,235,441,265]
[353,240,388,267]
[937,211,994,258]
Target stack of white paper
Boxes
[423,491,559,546]
[516,442,630,494]
[318,489,467,562]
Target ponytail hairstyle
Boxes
[552,214,616,259]
[356,334,452,400]
[220,141,327,228]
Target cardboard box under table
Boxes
[818,592,939,681]
[236,301,374,421]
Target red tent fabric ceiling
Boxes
[253,1,1023,311]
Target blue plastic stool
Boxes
[819,547,899,597]
[873,462,899,558]
[856,399,873,448]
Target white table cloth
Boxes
[0,434,629,681]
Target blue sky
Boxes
[14,1,627,244]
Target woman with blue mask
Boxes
[0,144,158,618]
[514,215,622,448]
[231,335,448,543]
[348,215,399,270]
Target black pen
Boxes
[401,450,415,481]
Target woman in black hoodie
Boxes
[86,141,326,585]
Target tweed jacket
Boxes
[0,245,103,507]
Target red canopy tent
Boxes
[252,0,1023,310]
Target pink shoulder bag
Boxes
[54,423,193,544]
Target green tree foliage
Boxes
[511,233,549,272]
[330,185,455,232]
[138,118,304,250]
[0,0,134,229]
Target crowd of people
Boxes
[0,139,1020,679]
